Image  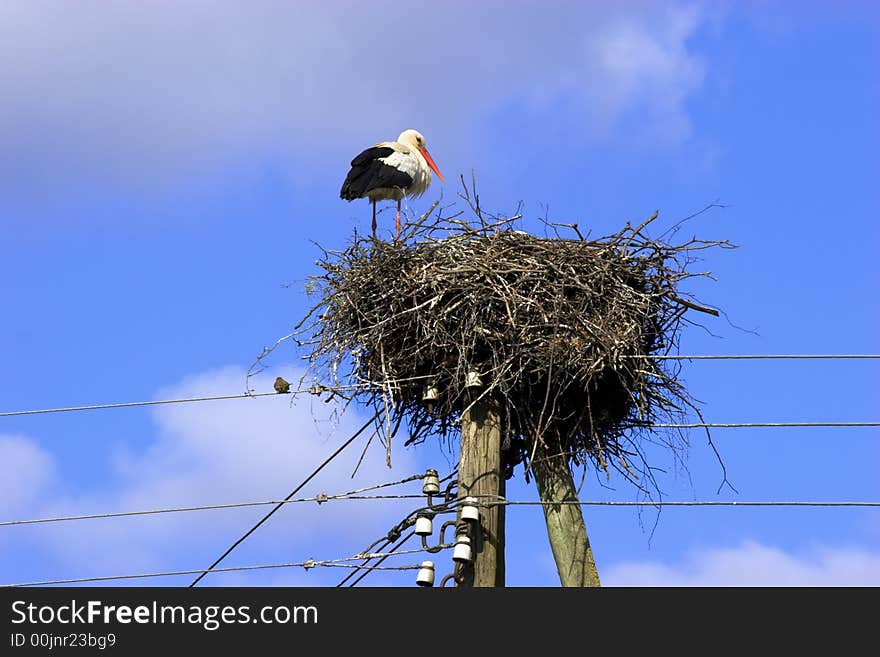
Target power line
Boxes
[488,500,880,507]
[1,471,427,528]
[0,382,378,418]
[335,470,459,587]
[633,421,880,428]
[2,355,877,419]
[1,492,425,528]
[9,496,873,586]
[3,548,434,588]
[335,535,399,588]
[0,375,438,419]
[625,354,880,360]
[347,530,416,587]
[0,391,285,418]
[189,412,380,587]
[11,494,867,529]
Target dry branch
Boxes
[294,197,732,495]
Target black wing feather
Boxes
[340,146,413,200]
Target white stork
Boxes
[340,129,445,237]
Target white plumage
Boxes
[340,129,444,237]
[370,146,432,201]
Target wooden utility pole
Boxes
[457,393,505,587]
[530,442,601,587]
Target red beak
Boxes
[420,147,445,183]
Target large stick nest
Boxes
[294,197,731,491]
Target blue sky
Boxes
[1,1,878,587]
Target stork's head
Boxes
[398,129,445,182]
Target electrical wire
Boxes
[624,354,880,360]
[0,391,286,417]
[631,422,880,428]
[336,472,459,587]
[3,547,436,588]
[7,495,874,586]
[0,374,440,419]
[347,531,417,587]
[188,412,380,587]
[2,355,877,419]
[487,500,880,507]
[0,489,425,528]
[7,494,872,529]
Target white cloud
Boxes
[604,541,880,586]
[0,1,712,201]
[0,435,56,516]
[0,366,421,584]
[588,5,706,143]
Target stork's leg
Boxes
[396,200,401,238]
[371,201,377,236]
